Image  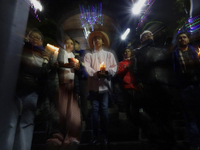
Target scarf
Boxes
[178,49,187,73]
[24,42,45,51]
[173,45,199,74]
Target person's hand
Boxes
[67,61,75,68]
[74,62,80,70]
[97,71,108,78]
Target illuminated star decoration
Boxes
[79,2,103,31]
[25,0,43,21]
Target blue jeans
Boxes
[0,88,38,150]
[90,91,109,137]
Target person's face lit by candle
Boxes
[65,39,74,52]
[93,36,104,50]
[28,32,43,47]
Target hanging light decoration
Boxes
[186,15,200,33]
[79,2,103,31]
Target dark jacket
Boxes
[17,42,49,91]
[73,50,88,94]
[173,45,200,87]
[73,50,88,79]
[133,39,173,85]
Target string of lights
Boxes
[182,15,200,33]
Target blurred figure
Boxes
[12,28,49,150]
[73,40,88,124]
[117,47,140,124]
[84,31,117,145]
[132,30,175,150]
[173,32,200,150]
[36,44,60,136]
[46,38,80,150]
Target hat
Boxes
[87,31,110,49]
[140,30,153,39]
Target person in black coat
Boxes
[132,30,175,150]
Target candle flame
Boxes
[74,58,79,63]
[100,62,106,71]
[100,62,105,66]
[47,43,59,52]
[198,48,200,60]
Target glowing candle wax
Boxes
[46,43,59,61]
[100,62,106,73]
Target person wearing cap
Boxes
[84,31,117,145]
[173,32,200,150]
[132,30,175,149]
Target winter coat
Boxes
[17,42,50,91]
[173,45,200,87]
[133,39,173,85]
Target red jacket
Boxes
[117,59,139,90]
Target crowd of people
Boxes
[1,27,200,150]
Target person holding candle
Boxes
[73,40,88,128]
[198,47,200,60]
[84,31,117,145]
[11,28,50,150]
[47,38,80,150]
[173,32,200,150]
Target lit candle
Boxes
[74,58,79,63]
[198,47,200,60]
[53,49,59,61]
[100,62,106,73]
[46,43,59,61]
